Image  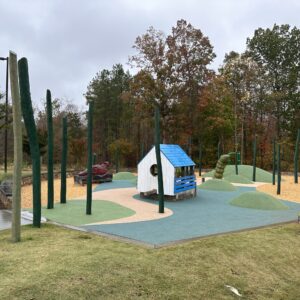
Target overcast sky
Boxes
[1,0,300,108]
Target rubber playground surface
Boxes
[79,181,300,247]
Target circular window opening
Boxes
[150,164,158,176]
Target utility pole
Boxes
[0,56,9,173]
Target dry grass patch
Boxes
[1,223,300,299]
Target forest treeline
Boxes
[1,20,300,170]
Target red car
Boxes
[74,162,113,185]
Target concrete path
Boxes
[0,210,31,231]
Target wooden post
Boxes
[9,51,22,241]
[154,105,164,213]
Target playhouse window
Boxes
[150,164,158,176]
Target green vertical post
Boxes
[9,51,22,242]
[198,142,202,177]
[154,105,164,213]
[93,153,96,165]
[60,117,67,204]
[115,146,119,174]
[235,151,238,175]
[294,129,300,184]
[86,101,94,215]
[47,90,54,209]
[272,139,276,185]
[18,58,41,228]
[277,144,281,195]
[252,135,257,182]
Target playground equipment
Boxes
[137,144,196,200]
[74,162,112,186]
[213,154,230,179]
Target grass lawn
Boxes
[1,223,300,299]
[38,200,135,226]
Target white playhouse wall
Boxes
[137,147,175,196]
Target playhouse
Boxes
[137,144,196,199]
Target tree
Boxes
[220,52,271,166]
[166,19,216,153]
[86,64,131,161]
[129,27,177,142]
[247,24,300,139]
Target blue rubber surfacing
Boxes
[84,186,300,246]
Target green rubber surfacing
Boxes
[203,165,275,183]
[224,174,253,184]
[230,191,289,210]
[39,200,135,226]
[113,172,137,181]
[198,179,237,191]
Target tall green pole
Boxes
[47,90,54,209]
[277,144,281,195]
[115,146,119,174]
[198,142,202,177]
[9,51,22,242]
[154,105,164,213]
[272,139,276,185]
[252,135,257,182]
[294,129,300,184]
[235,151,238,175]
[86,101,94,215]
[60,117,67,204]
[18,58,41,227]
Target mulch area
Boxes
[21,177,96,209]
[257,175,300,203]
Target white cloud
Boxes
[1,0,300,106]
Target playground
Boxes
[15,168,300,247]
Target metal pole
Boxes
[4,58,9,173]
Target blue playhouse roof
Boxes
[160,144,195,167]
